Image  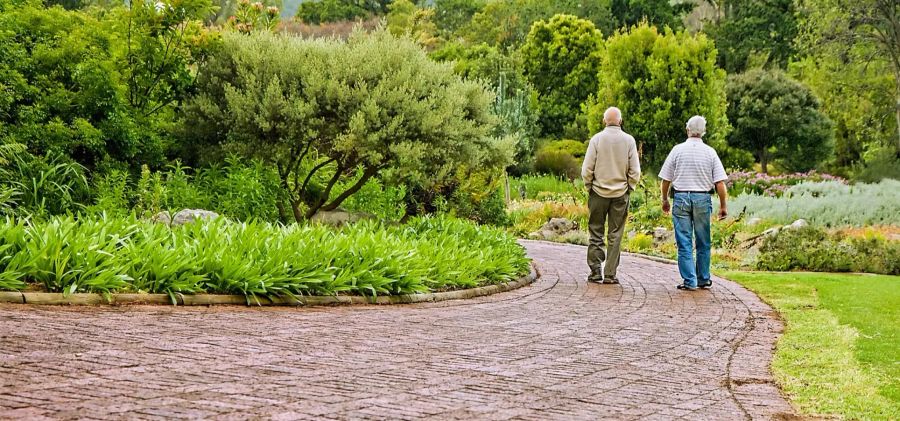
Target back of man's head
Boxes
[603,107,622,126]
[686,115,707,137]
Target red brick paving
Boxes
[0,241,794,420]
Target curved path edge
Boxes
[0,266,537,307]
[625,249,797,419]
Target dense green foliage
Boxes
[0,215,530,299]
[462,0,615,51]
[184,30,510,222]
[725,272,900,418]
[0,0,213,172]
[726,69,833,173]
[610,0,693,31]
[757,226,899,275]
[520,14,603,138]
[707,0,797,73]
[295,0,390,23]
[792,0,900,180]
[590,24,729,168]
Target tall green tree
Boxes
[184,30,511,222]
[463,0,614,51]
[432,0,484,37]
[590,24,729,167]
[295,0,391,23]
[707,0,797,73]
[520,14,603,138]
[727,69,833,173]
[611,0,694,31]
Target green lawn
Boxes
[723,271,899,420]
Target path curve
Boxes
[0,241,793,420]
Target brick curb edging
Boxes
[0,266,536,307]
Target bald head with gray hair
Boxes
[603,107,623,126]
[686,115,707,137]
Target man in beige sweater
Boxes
[581,107,641,283]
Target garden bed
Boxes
[0,265,536,306]
[0,215,532,302]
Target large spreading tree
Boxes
[520,14,604,138]
[183,30,511,222]
[591,24,729,167]
[727,69,833,173]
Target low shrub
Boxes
[730,179,900,227]
[757,226,899,275]
[510,175,582,201]
[0,215,531,301]
[534,150,581,180]
[626,233,653,251]
[539,139,587,158]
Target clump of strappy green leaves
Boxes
[0,215,530,303]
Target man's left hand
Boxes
[718,207,728,220]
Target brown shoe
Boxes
[603,277,620,284]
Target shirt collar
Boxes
[687,137,704,143]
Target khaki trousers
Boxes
[587,190,630,279]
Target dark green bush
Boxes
[540,139,587,158]
[757,226,899,275]
[534,150,580,180]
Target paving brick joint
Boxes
[0,240,794,420]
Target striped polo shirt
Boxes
[658,138,727,192]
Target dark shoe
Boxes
[587,274,603,284]
[699,281,712,289]
[603,277,620,284]
[676,284,698,291]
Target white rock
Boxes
[746,217,763,226]
[787,219,809,230]
[172,209,221,225]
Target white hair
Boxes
[603,107,622,126]
[686,115,707,137]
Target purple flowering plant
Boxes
[726,171,846,197]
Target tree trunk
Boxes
[290,200,304,224]
[895,87,900,151]
[276,200,289,224]
[759,148,768,174]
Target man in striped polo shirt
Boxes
[658,116,728,291]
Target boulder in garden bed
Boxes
[652,227,673,245]
[528,218,578,241]
[311,209,375,227]
[151,209,222,226]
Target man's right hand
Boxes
[662,199,670,215]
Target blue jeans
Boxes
[672,192,712,288]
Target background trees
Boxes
[590,24,730,168]
[791,0,900,180]
[184,30,510,222]
[726,69,833,173]
[520,14,603,139]
[706,0,798,74]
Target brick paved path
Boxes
[0,241,793,420]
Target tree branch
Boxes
[304,162,345,219]
[299,157,336,196]
[320,166,380,213]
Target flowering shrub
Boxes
[727,171,846,197]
